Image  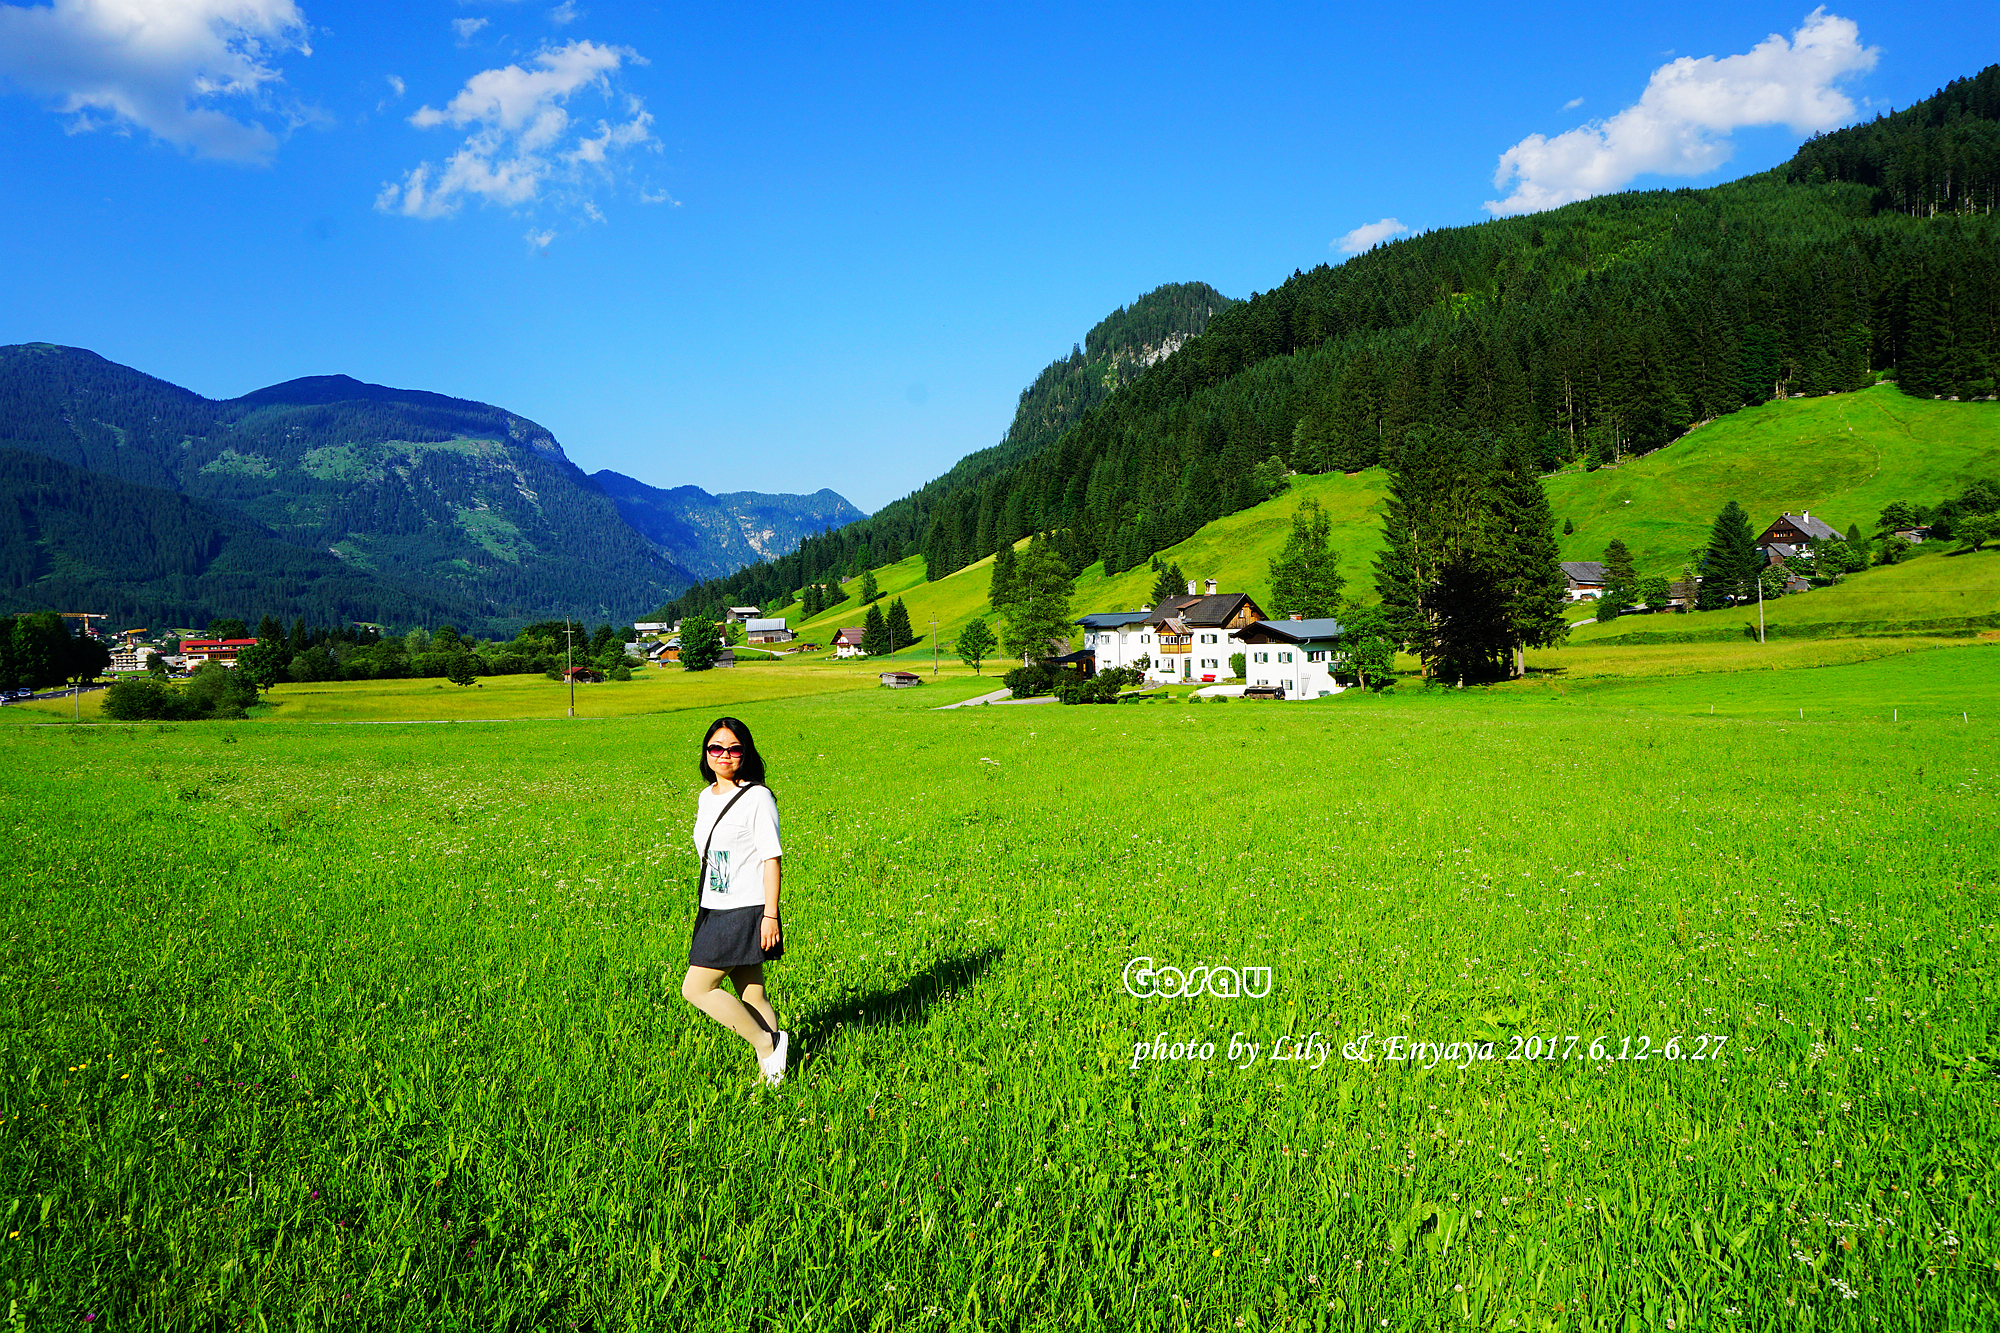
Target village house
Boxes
[832,627,867,658]
[107,643,160,673]
[1233,616,1347,698]
[743,617,793,644]
[1757,511,1843,551]
[1079,580,1266,684]
[1142,580,1267,684]
[178,637,257,665]
[1075,610,1156,673]
[723,606,762,624]
[1560,561,1606,601]
[879,670,922,688]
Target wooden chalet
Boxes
[1559,562,1606,602]
[1757,512,1843,548]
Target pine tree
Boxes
[861,603,889,656]
[989,542,1019,611]
[1150,561,1186,606]
[1488,433,1569,675]
[860,568,880,604]
[1696,501,1760,609]
[1599,538,1637,620]
[886,597,913,651]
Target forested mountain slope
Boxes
[0,346,696,626]
[0,447,485,628]
[658,64,2000,626]
[589,472,866,581]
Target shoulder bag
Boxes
[693,782,760,939]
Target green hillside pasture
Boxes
[5,665,1996,1329]
[786,470,1392,661]
[1550,388,2000,578]
[1068,470,1393,623]
[783,392,1995,664]
[1574,547,2000,644]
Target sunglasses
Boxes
[705,743,745,757]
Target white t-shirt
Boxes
[692,783,783,910]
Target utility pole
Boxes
[931,614,939,676]
[1757,565,1766,644]
[564,620,577,717]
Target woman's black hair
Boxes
[699,715,768,787]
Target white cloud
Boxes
[386,73,404,98]
[525,227,555,249]
[0,0,311,164]
[1335,217,1410,255]
[451,16,486,43]
[375,39,653,221]
[1563,96,1583,110]
[548,0,579,25]
[1486,8,1877,215]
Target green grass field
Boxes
[5,644,1997,1329]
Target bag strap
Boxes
[698,782,759,901]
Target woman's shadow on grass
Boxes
[792,946,1002,1069]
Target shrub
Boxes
[1003,663,1054,699]
[103,677,200,721]
[103,663,255,721]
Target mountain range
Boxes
[0,346,863,633]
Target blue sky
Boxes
[0,2,1989,512]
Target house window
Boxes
[1141,635,1150,644]
[1253,651,1268,663]
[1307,650,1327,662]
[1278,652,1294,663]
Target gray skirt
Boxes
[690,903,784,968]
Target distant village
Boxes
[9,507,1900,703]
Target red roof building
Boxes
[179,638,258,664]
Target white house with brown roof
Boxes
[832,627,867,658]
[1077,579,1267,684]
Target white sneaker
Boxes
[759,1030,789,1086]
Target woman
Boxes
[681,716,789,1086]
